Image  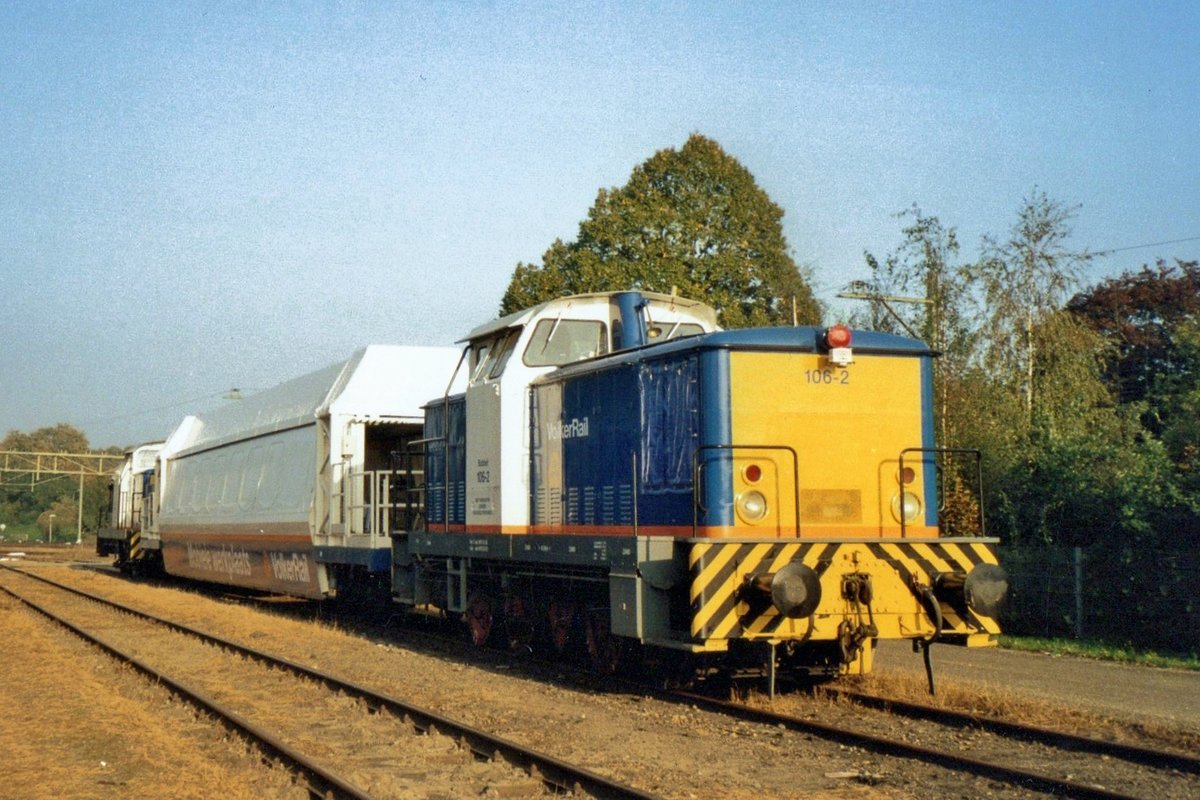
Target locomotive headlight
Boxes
[736,490,769,523]
[890,491,922,523]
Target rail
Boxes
[824,686,1200,776]
[670,689,1165,800]
[0,569,374,800]
[0,565,660,800]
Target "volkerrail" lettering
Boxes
[546,417,589,441]
[269,551,311,584]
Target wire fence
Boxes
[999,544,1200,656]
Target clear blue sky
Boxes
[2,1,1198,449]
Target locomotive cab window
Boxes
[470,328,522,384]
[523,318,608,367]
[469,340,491,381]
[666,322,706,340]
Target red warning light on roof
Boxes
[825,324,852,349]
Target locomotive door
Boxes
[464,329,520,529]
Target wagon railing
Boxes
[333,463,424,539]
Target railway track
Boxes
[367,598,1197,800]
[325,587,1198,800]
[666,688,1199,800]
[824,686,1200,776]
[167,567,1198,800]
[8,561,1197,800]
[0,564,657,800]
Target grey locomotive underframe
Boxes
[392,530,689,647]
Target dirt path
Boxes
[875,639,1200,732]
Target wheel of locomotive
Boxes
[545,599,577,653]
[503,593,535,654]
[645,649,699,690]
[464,592,496,647]
[585,606,622,674]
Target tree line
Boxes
[860,201,1198,651]
[0,425,116,542]
[861,202,1199,548]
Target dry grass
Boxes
[0,589,305,799]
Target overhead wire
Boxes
[1095,235,1200,256]
[72,389,261,427]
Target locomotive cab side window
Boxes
[470,328,521,384]
[522,318,608,367]
[469,340,491,381]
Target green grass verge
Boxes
[1000,635,1200,671]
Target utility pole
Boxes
[0,451,125,545]
[76,473,85,544]
[836,282,933,338]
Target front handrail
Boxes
[692,444,800,537]
[898,447,985,538]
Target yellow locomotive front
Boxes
[687,324,1007,678]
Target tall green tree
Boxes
[1152,317,1200,516]
[961,310,1178,547]
[500,134,821,327]
[861,206,967,346]
[969,189,1094,421]
[1066,261,1200,536]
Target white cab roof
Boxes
[460,291,719,342]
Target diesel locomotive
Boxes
[100,290,1007,687]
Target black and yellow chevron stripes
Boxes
[129,530,142,561]
[689,538,1001,641]
[690,541,835,639]
[864,540,1002,635]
